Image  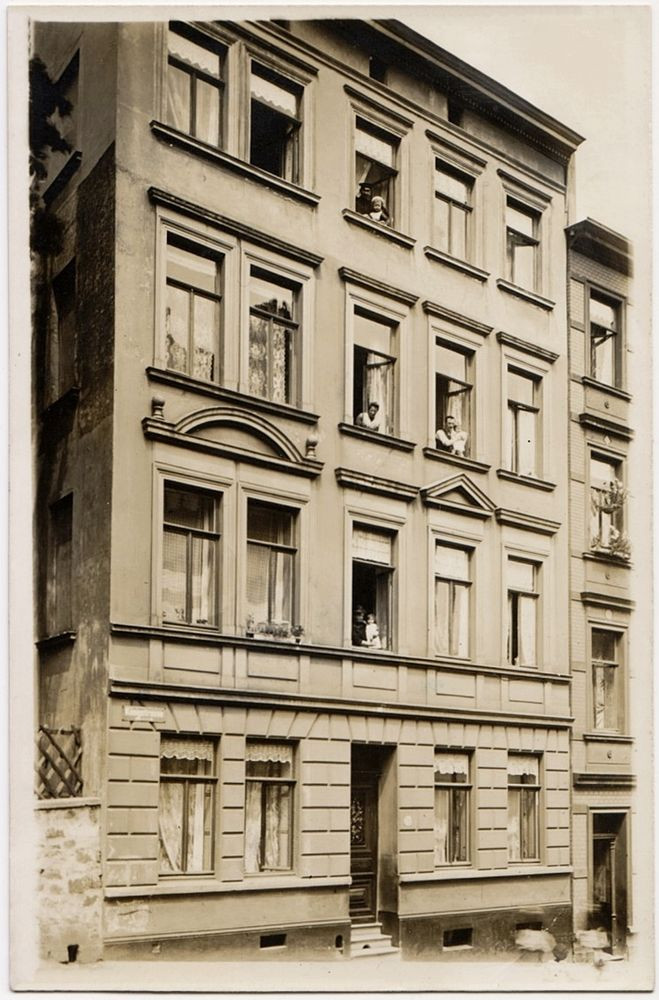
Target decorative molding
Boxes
[423,246,490,282]
[582,551,631,570]
[36,630,77,652]
[43,151,82,206]
[400,866,572,885]
[338,422,415,452]
[148,186,323,269]
[566,218,632,277]
[424,128,488,168]
[150,122,321,208]
[496,279,555,312]
[422,301,493,337]
[496,469,556,493]
[335,467,418,502]
[146,368,319,426]
[422,447,490,474]
[421,473,496,519]
[581,376,632,403]
[573,772,636,789]
[341,209,416,249]
[580,591,635,612]
[578,412,633,441]
[496,331,559,364]
[495,508,561,536]
[343,83,415,128]
[497,168,553,204]
[582,732,634,744]
[338,266,418,307]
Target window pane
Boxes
[506,203,535,237]
[517,407,537,477]
[165,486,215,530]
[162,529,187,622]
[166,283,189,372]
[508,370,535,407]
[248,503,293,545]
[375,569,391,649]
[159,780,184,872]
[192,295,218,381]
[270,549,293,623]
[263,783,291,868]
[169,28,220,76]
[168,240,218,294]
[436,343,468,384]
[590,296,618,330]
[518,595,536,666]
[592,629,617,662]
[270,322,289,403]
[352,527,392,564]
[451,205,468,260]
[591,456,616,487]
[508,559,535,592]
[507,788,521,860]
[246,542,269,623]
[434,578,450,656]
[452,788,468,862]
[355,125,395,166]
[195,78,220,145]
[364,352,394,433]
[250,275,295,319]
[186,781,213,871]
[354,312,392,356]
[248,314,269,398]
[513,240,536,289]
[520,787,537,858]
[592,334,615,384]
[167,62,191,133]
[434,196,450,252]
[435,166,470,204]
[190,535,216,626]
[453,583,470,658]
[251,67,299,117]
[244,780,263,873]
[435,544,469,581]
[434,787,449,865]
[593,664,619,730]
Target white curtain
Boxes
[244,781,262,873]
[159,782,184,873]
[518,596,536,666]
[352,527,391,564]
[507,789,521,861]
[508,755,539,779]
[246,543,269,623]
[246,742,293,765]
[435,753,469,776]
[434,787,448,865]
[365,354,393,434]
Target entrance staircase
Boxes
[350,922,399,959]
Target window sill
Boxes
[36,630,77,651]
[342,209,416,249]
[338,422,415,452]
[496,279,555,312]
[105,874,350,898]
[583,550,631,569]
[150,121,321,207]
[583,732,633,744]
[423,246,489,282]
[423,447,490,474]
[146,367,320,425]
[43,150,82,206]
[581,376,631,402]
[400,865,572,884]
[496,469,556,492]
[35,796,100,811]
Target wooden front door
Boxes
[350,767,379,923]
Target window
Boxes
[162,484,220,626]
[590,455,627,557]
[507,755,540,862]
[354,118,398,226]
[248,269,299,404]
[158,736,216,875]
[368,56,388,83]
[166,24,224,146]
[250,63,302,182]
[507,557,538,667]
[246,501,297,630]
[434,544,471,658]
[353,310,397,435]
[443,927,472,949]
[47,494,72,634]
[434,752,470,865]
[592,629,622,732]
[589,291,621,387]
[435,340,472,456]
[351,526,394,650]
[506,199,539,290]
[506,368,539,477]
[52,259,76,395]
[165,233,222,382]
[245,741,295,873]
[434,162,472,260]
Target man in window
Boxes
[436,414,468,456]
[355,400,381,431]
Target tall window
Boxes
[246,502,296,629]
[435,340,472,456]
[506,368,539,477]
[47,494,73,634]
[248,270,299,404]
[166,24,224,146]
[589,292,621,387]
[434,543,471,658]
[590,455,625,552]
[250,63,302,182]
[507,755,540,862]
[507,557,537,667]
[592,629,622,732]
[158,737,216,875]
[353,310,397,436]
[354,118,398,226]
[245,741,295,873]
[434,162,472,260]
[434,752,470,865]
[162,484,220,626]
[505,199,539,290]
[52,259,76,396]
[351,526,394,651]
[165,234,222,382]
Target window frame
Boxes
[244,740,296,875]
[434,338,475,458]
[433,541,472,659]
[247,266,301,407]
[587,286,625,390]
[350,522,396,652]
[433,750,472,867]
[158,734,218,878]
[505,197,540,291]
[588,450,626,555]
[353,114,400,227]
[166,21,226,148]
[248,59,303,184]
[161,480,222,629]
[507,754,541,864]
[505,365,541,478]
[590,625,626,734]
[433,159,474,262]
[506,556,539,668]
[345,507,406,651]
[245,498,299,634]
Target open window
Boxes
[248,268,300,405]
[249,63,302,182]
[165,233,222,382]
[505,199,539,290]
[166,23,224,146]
[507,557,538,667]
[351,525,394,651]
[589,291,622,388]
[435,340,472,456]
[590,454,628,558]
[354,117,398,226]
[352,310,397,436]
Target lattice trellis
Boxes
[35,726,83,799]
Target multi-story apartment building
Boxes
[32,17,599,964]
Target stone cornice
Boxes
[338,266,418,307]
[495,508,561,536]
[497,331,559,364]
[335,467,419,502]
[423,301,493,337]
[578,412,633,441]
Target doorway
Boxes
[349,744,394,924]
[591,812,628,955]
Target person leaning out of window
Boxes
[436,414,468,456]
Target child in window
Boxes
[364,613,382,649]
[368,196,391,226]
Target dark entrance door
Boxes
[350,747,380,923]
[592,813,628,955]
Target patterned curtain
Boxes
[244,781,262,873]
[159,782,184,873]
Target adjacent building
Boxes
[30,17,642,965]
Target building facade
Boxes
[31,17,623,964]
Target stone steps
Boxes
[350,922,399,959]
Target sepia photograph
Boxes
[9,2,654,992]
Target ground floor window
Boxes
[245,741,295,873]
[507,755,540,862]
[434,751,470,865]
[158,736,216,875]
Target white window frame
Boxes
[507,753,542,864]
[158,733,218,877]
[426,316,486,455]
[432,541,473,660]
[434,750,472,867]
[347,94,411,233]
[244,739,297,875]
[499,174,551,295]
[588,621,628,734]
[588,447,626,554]
[163,21,227,148]
[428,136,486,267]
[587,284,625,390]
[344,506,407,652]
[500,348,550,482]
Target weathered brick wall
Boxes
[36,800,102,963]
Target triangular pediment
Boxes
[421,474,496,519]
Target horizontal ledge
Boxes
[496,330,559,364]
[422,448,490,474]
[341,209,416,249]
[422,497,492,520]
[105,876,350,900]
[148,186,323,269]
[573,772,636,789]
[400,865,572,885]
[424,129,488,169]
[146,368,319,425]
[580,591,635,612]
[582,551,632,569]
[344,83,415,128]
[496,469,557,492]
[578,412,633,441]
[338,266,418,307]
[423,247,489,282]
[422,300,492,336]
[496,279,555,311]
[42,150,82,206]
[335,467,419,501]
[36,630,77,651]
[581,376,632,402]
[150,122,321,207]
[338,422,415,452]
[582,732,634,744]
[35,796,100,811]
[496,167,553,204]
[495,508,561,536]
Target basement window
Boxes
[443,927,472,949]
[260,933,287,949]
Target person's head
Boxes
[359,183,372,199]
[353,605,365,622]
[367,401,380,419]
[445,414,457,432]
[371,196,385,211]
[366,613,376,624]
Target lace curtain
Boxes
[161,737,214,761]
